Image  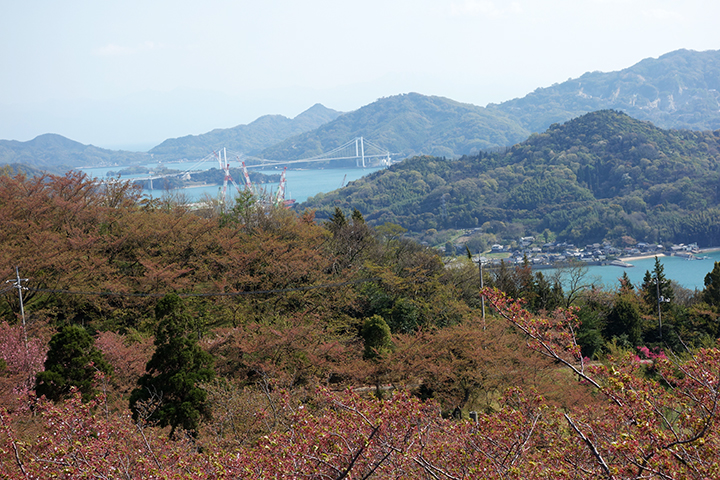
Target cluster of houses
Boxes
[470,237,701,268]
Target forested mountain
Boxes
[4,49,720,171]
[259,49,720,162]
[0,162,57,176]
[301,110,720,247]
[0,134,147,169]
[258,93,531,163]
[148,103,342,160]
[491,49,720,133]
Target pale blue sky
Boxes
[1,0,718,150]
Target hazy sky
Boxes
[1,0,718,150]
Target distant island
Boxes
[125,167,282,192]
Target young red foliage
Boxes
[95,331,153,396]
[483,287,720,479]
[0,322,46,409]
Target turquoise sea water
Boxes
[79,165,385,204]
[578,252,720,291]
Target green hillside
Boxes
[300,110,720,247]
[259,93,531,163]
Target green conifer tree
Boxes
[327,207,347,235]
[35,325,112,402]
[605,296,643,347]
[703,261,720,308]
[361,315,393,360]
[641,257,674,308]
[351,208,365,224]
[130,294,214,438]
[619,271,634,294]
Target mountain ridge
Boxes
[258,93,530,163]
[300,110,720,247]
[148,103,342,160]
[490,48,720,132]
[253,49,720,162]
[0,133,148,170]
[3,48,720,169]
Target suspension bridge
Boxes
[224,137,391,169]
[126,137,393,204]
[139,136,391,180]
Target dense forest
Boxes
[302,110,720,248]
[3,169,720,477]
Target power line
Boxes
[24,277,379,299]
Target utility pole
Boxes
[655,274,669,339]
[5,267,28,349]
[467,246,486,329]
[656,274,662,339]
[479,257,486,329]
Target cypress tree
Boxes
[35,325,112,402]
[130,294,214,438]
[605,296,643,347]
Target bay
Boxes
[577,251,720,291]
[78,164,385,204]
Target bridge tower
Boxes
[355,137,366,168]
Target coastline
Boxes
[619,247,720,263]
[620,253,666,262]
